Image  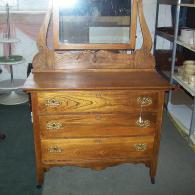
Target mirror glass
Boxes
[58,0,131,44]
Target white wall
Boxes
[0,0,172,81]
[137,0,172,49]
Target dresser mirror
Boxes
[53,0,137,50]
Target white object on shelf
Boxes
[173,74,195,96]
[179,28,194,45]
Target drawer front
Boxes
[39,113,156,138]
[37,91,158,113]
[41,136,154,162]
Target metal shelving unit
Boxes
[166,0,195,147]
[154,0,195,147]
[156,28,174,42]
[153,0,178,79]
[154,0,178,47]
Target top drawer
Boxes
[37,91,158,113]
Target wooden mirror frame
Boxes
[32,0,155,72]
[53,0,137,50]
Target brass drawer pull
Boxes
[137,97,152,106]
[48,146,63,153]
[136,117,150,128]
[46,122,63,130]
[95,139,103,144]
[96,92,102,98]
[45,98,62,107]
[134,143,147,151]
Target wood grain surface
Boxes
[37,91,158,113]
[41,136,154,162]
[23,0,172,185]
[39,113,156,138]
[23,72,171,91]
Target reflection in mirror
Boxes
[58,0,131,44]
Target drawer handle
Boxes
[136,117,150,128]
[134,143,147,151]
[95,139,103,144]
[48,146,63,153]
[137,97,152,106]
[96,92,102,98]
[45,98,62,107]
[46,122,63,130]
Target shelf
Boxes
[0,55,24,65]
[159,1,195,6]
[173,74,195,96]
[156,28,174,42]
[159,0,178,5]
[0,38,20,43]
[0,79,26,90]
[176,40,195,52]
[179,3,195,7]
[168,103,195,146]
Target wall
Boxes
[0,0,172,81]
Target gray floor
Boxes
[42,112,195,195]
[0,90,194,195]
[0,104,42,195]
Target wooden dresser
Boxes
[23,0,171,186]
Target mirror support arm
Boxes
[137,0,152,53]
[32,0,55,71]
[133,0,155,69]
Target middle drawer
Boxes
[39,113,156,138]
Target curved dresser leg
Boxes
[36,167,44,187]
[36,184,42,188]
[150,177,155,184]
[149,165,156,184]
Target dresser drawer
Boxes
[41,136,154,162]
[37,91,158,113]
[39,113,156,138]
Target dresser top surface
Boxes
[23,71,171,91]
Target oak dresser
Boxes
[23,0,171,186]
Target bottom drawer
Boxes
[41,137,154,162]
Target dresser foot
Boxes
[36,184,42,189]
[0,133,6,140]
[150,177,155,184]
[36,170,44,188]
[145,162,150,168]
